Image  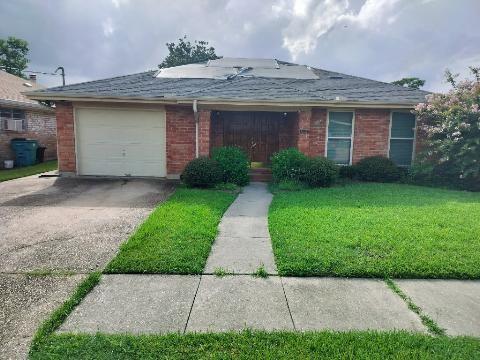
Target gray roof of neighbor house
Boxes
[26,58,429,106]
[0,70,53,111]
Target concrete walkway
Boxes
[204,183,277,274]
[59,275,429,334]
[55,183,480,338]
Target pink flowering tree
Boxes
[413,67,480,190]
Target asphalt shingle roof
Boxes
[27,60,429,105]
[0,70,50,109]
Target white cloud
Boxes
[278,0,404,60]
[102,17,115,37]
[111,0,129,8]
[278,0,349,60]
[339,0,400,29]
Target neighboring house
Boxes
[26,58,428,178]
[0,70,56,168]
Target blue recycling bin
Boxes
[10,139,39,167]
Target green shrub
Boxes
[410,162,480,191]
[211,146,250,186]
[303,157,338,187]
[355,156,402,182]
[338,165,357,179]
[271,148,308,183]
[181,157,222,188]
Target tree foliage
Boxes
[159,35,219,68]
[0,36,29,78]
[413,67,480,191]
[392,77,426,90]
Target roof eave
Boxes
[24,92,421,109]
[0,98,55,112]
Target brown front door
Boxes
[212,111,291,163]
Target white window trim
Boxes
[388,110,417,166]
[325,109,355,165]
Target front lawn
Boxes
[105,188,236,274]
[0,160,57,182]
[30,331,480,359]
[269,183,480,278]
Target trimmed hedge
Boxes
[338,164,357,179]
[211,146,250,186]
[304,157,338,187]
[181,157,222,188]
[271,148,308,183]
[355,156,402,182]
[271,149,338,188]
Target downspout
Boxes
[193,99,199,158]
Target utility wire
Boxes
[0,66,61,76]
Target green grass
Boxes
[30,330,480,359]
[105,188,236,274]
[30,272,101,355]
[0,160,57,182]
[269,183,480,278]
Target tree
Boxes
[392,77,425,90]
[412,67,480,191]
[0,36,29,78]
[159,35,219,68]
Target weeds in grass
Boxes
[385,278,445,336]
[213,267,234,277]
[253,265,269,278]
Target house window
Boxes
[389,112,416,166]
[326,111,354,165]
[0,108,26,132]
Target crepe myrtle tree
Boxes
[413,66,480,190]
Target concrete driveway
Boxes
[0,174,173,359]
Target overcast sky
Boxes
[1,0,479,91]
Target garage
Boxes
[75,107,166,177]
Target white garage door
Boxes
[75,107,166,177]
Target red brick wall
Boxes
[198,110,211,156]
[166,105,196,175]
[0,109,57,168]
[55,102,76,173]
[309,109,327,157]
[352,109,390,163]
[295,109,327,157]
[297,110,311,155]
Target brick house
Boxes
[0,70,56,168]
[26,58,427,178]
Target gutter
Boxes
[23,92,421,109]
